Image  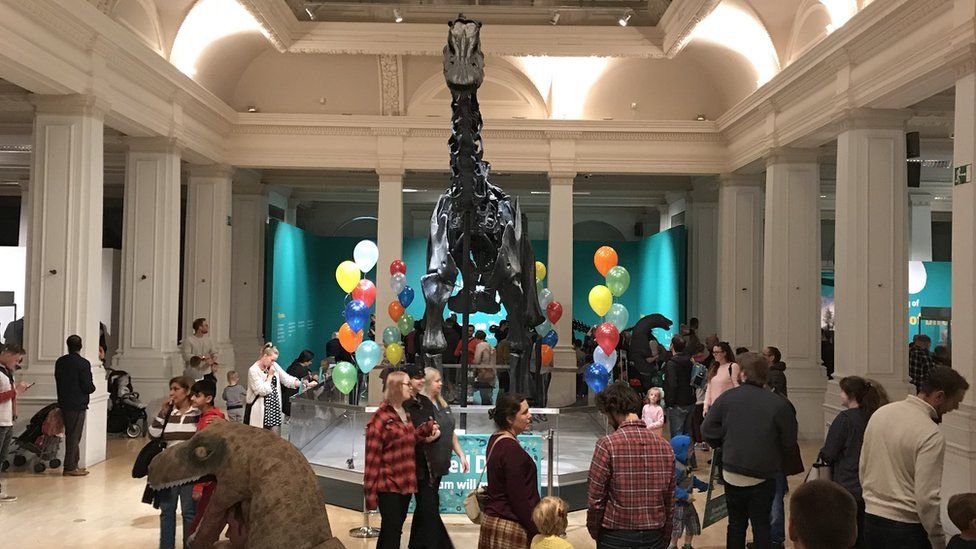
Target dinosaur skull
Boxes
[148,430,227,490]
[443,15,484,92]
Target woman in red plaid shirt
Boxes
[364,370,440,548]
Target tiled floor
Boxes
[1,436,817,548]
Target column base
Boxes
[79,392,109,468]
[786,362,828,441]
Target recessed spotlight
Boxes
[393,8,403,23]
[618,11,632,27]
[246,106,259,113]
[630,102,638,110]
[550,11,560,25]
[696,114,706,121]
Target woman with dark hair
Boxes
[479,392,540,548]
[282,349,317,418]
[704,342,739,416]
[818,376,889,548]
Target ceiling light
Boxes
[402,188,420,193]
[820,195,827,199]
[696,114,707,121]
[618,11,632,27]
[246,106,259,113]
[550,11,560,25]
[304,7,315,20]
[393,8,403,23]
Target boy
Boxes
[222,371,246,423]
[187,380,224,541]
[788,480,856,549]
[949,493,976,549]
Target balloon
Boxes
[588,285,613,317]
[338,323,363,353]
[397,313,415,336]
[541,330,558,348]
[355,340,381,373]
[398,286,415,308]
[386,342,404,366]
[343,299,370,332]
[593,347,618,372]
[534,320,553,337]
[535,261,547,282]
[333,362,359,394]
[388,300,405,322]
[382,326,400,345]
[595,322,620,355]
[584,363,610,393]
[546,301,563,324]
[353,240,379,273]
[335,261,360,293]
[391,272,407,295]
[541,344,553,366]
[538,288,554,310]
[351,279,377,308]
[594,246,618,276]
[605,265,631,297]
[605,303,630,332]
[390,259,406,276]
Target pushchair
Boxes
[2,402,64,473]
[106,367,147,438]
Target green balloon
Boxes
[605,266,631,297]
[382,326,400,345]
[605,303,630,331]
[333,361,358,394]
[397,313,415,336]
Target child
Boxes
[184,355,204,382]
[642,387,665,437]
[187,380,225,540]
[670,434,707,549]
[222,371,246,423]
[530,496,574,549]
[949,493,976,548]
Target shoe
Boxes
[0,494,16,502]
[63,469,89,476]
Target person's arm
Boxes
[275,363,304,390]
[451,433,469,473]
[82,361,96,394]
[730,363,741,386]
[649,407,664,430]
[362,412,385,511]
[180,339,193,364]
[703,378,713,415]
[148,407,169,438]
[503,443,540,538]
[916,432,948,549]
[586,438,611,540]
[777,403,799,460]
[248,365,273,396]
[818,412,849,465]
[700,398,724,447]
[674,470,689,501]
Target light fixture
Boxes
[618,11,632,27]
[696,114,707,121]
[550,11,560,25]
[246,105,259,113]
[304,7,315,20]
[820,195,827,199]
[402,188,420,193]
[393,8,403,23]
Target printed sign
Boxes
[702,449,728,529]
[955,164,971,186]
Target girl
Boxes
[530,496,573,549]
[642,387,665,438]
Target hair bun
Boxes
[487,408,496,420]
[262,342,273,350]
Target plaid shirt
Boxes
[909,346,934,387]
[587,419,675,539]
[364,402,421,510]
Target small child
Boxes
[222,371,246,423]
[530,496,574,549]
[670,434,707,549]
[949,493,976,549]
[642,387,665,438]
[184,355,204,382]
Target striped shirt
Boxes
[587,419,676,539]
[148,406,200,447]
[363,402,427,511]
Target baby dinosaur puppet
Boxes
[148,420,345,549]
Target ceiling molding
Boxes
[658,0,721,57]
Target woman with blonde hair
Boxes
[246,343,316,433]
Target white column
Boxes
[763,148,826,440]
[717,174,764,351]
[25,94,108,467]
[909,191,933,261]
[547,173,576,407]
[113,137,182,399]
[230,172,267,378]
[831,109,911,405]
[665,191,687,227]
[18,182,28,247]
[368,169,403,405]
[687,179,719,337]
[183,164,235,374]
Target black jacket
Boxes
[405,393,438,481]
[767,362,788,398]
[663,352,695,407]
[701,383,798,479]
[818,407,866,498]
[54,352,96,411]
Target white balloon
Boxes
[353,240,379,273]
[538,288,553,310]
[908,261,927,295]
[391,272,407,294]
[594,347,617,372]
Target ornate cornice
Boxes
[10,0,97,50]
[660,0,721,57]
[29,93,110,119]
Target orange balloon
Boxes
[594,246,618,276]
[541,344,554,366]
[338,323,363,353]
[388,300,405,322]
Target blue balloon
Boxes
[355,340,382,374]
[344,299,369,332]
[584,363,610,394]
[541,329,558,348]
[398,286,415,308]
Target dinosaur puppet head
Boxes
[443,15,484,93]
[148,427,228,490]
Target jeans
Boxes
[666,405,693,437]
[62,409,86,472]
[597,528,666,549]
[409,477,452,549]
[158,484,196,549]
[0,426,11,492]
[725,478,776,549]
[863,513,932,549]
[377,492,412,549]
[770,473,787,543]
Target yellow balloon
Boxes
[589,285,613,317]
[386,342,404,366]
[535,261,547,282]
[335,260,361,293]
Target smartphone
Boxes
[26,382,35,389]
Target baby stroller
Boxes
[2,402,64,473]
[106,367,147,438]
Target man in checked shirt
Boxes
[587,381,676,548]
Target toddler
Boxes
[183,355,204,382]
[949,493,976,549]
[642,387,665,438]
[530,496,573,549]
[670,434,707,549]
[222,371,246,422]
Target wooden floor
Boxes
[0,436,816,548]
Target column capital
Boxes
[548,172,576,185]
[188,163,234,179]
[375,168,404,182]
[717,173,762,187]
[763,147,820,167]
[909,190,932,207]
[123,136,181,155]
[29,93,110,119]
[832,108,912,133]
[946,42,976,78]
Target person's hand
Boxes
[211,364,219,375]
[160,399,172,413]
[460,454,470,473]
[305,380,318,389]
[13,380,30,394]
[191,490,202,502]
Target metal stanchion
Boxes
[348,496,380,538]
[546,427,555,497]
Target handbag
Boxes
[464,433,512,524]
[132,405,172,479]
[804,458,832,483]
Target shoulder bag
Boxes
[803,457,832,483]
[464,433,513,524]
[132,406,172,479]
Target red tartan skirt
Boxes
[478,514,530,549]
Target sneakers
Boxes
[0,494,16,502]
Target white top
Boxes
[180,334,215,375]
[859,395,946,549]
[0,366,13,426]
[245,361,301,428]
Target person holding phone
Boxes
[246,343,317,434]
[0,343,28,502]
[55,335,97,477]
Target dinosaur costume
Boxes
[148,420,345,549]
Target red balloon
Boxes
[351,279,377,308]
[546,301,563,324]
[390,260,406,276]
[595,322,620,355]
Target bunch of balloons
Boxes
[332,240,383,394]
[384,259,412,367]
[533,261,563,368]
[584,245,632,393]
